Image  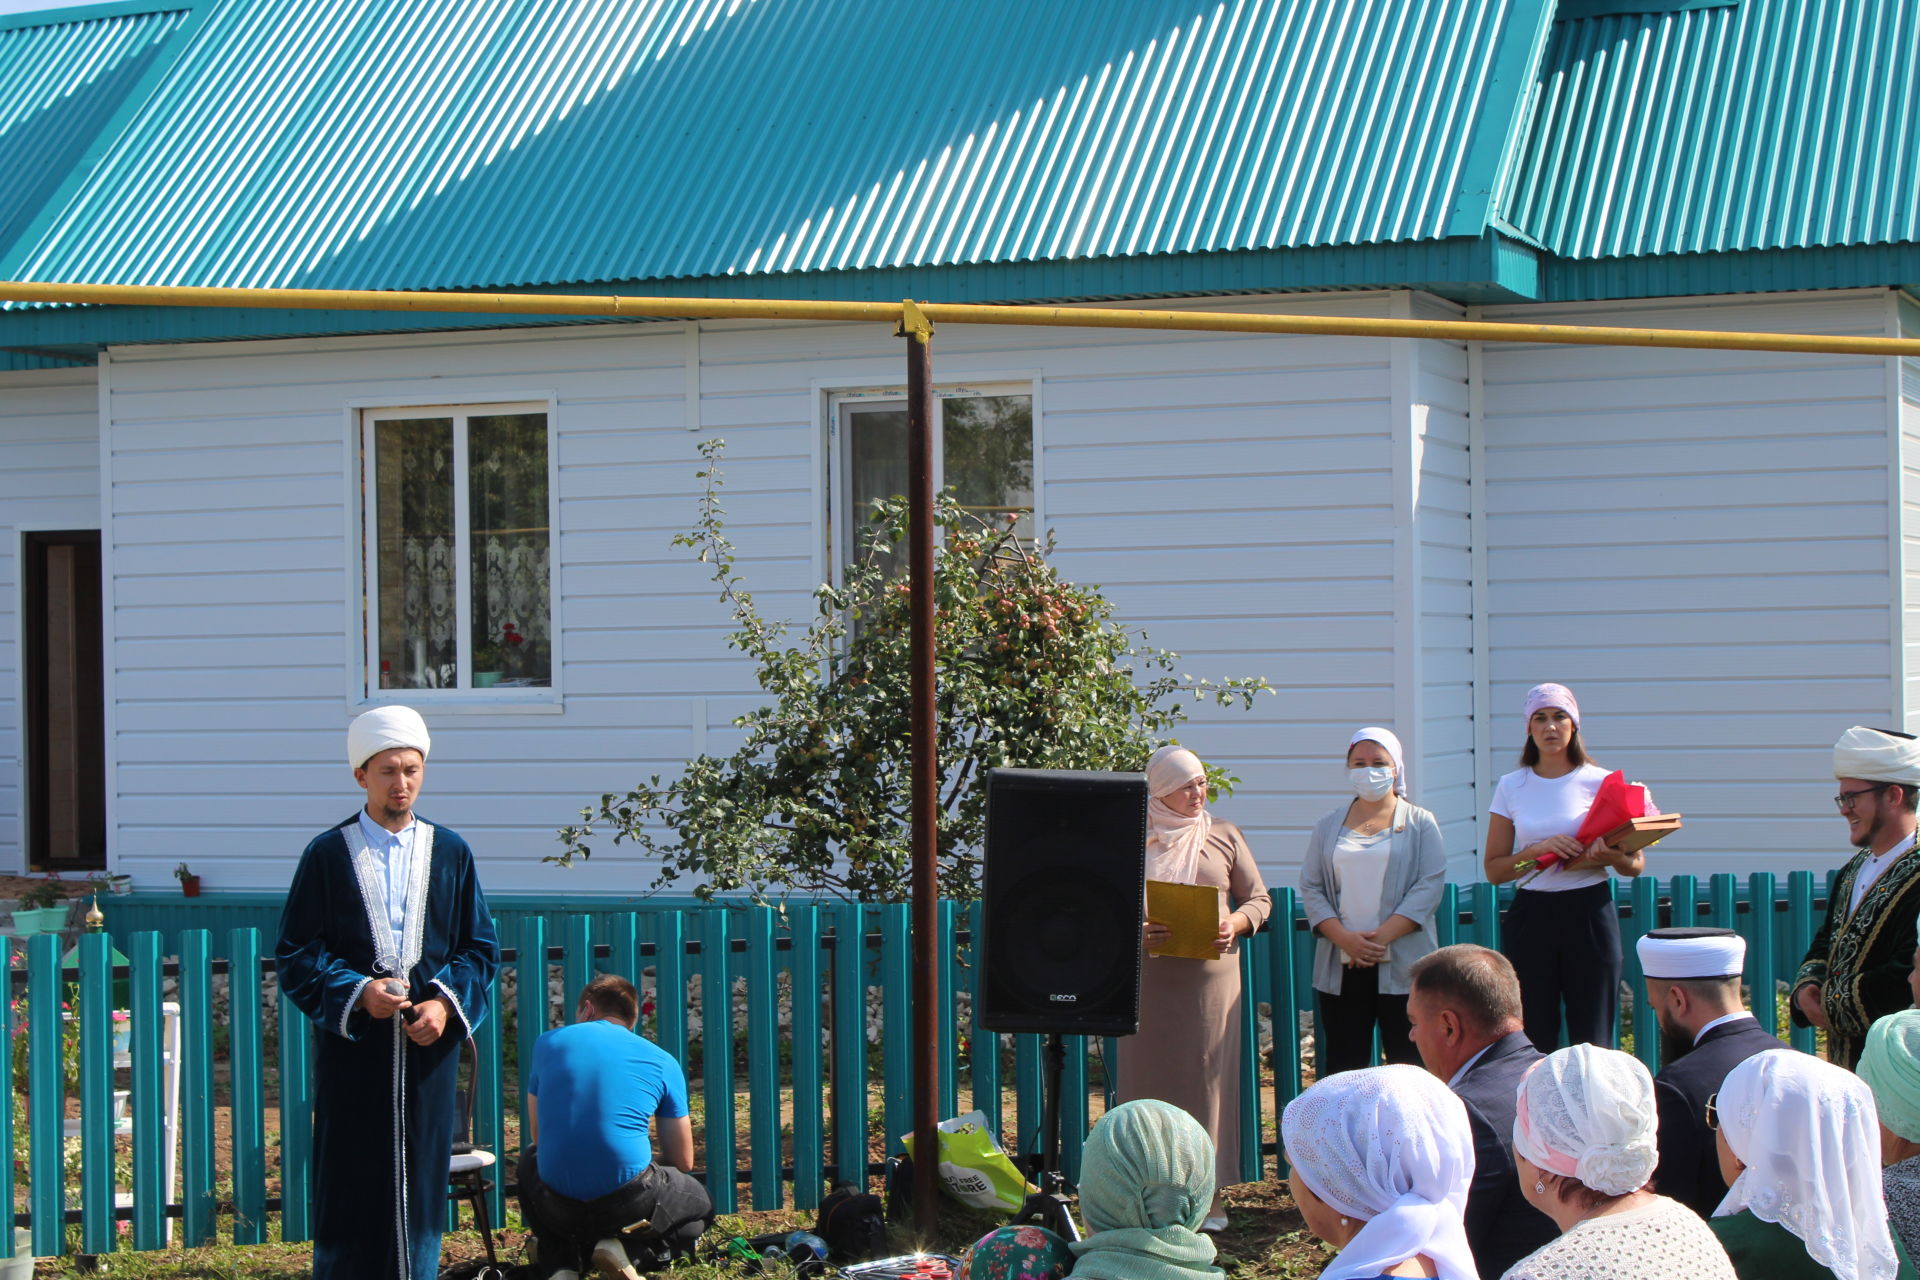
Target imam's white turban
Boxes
[1715,1049,1900,1280]
[1512,1044,1658,1197]
[1281,1065,1479,1280]
[1635,927,1746,981]
[1833,725,1920,786]
[1145,745,1212,886]
[348,705,431,769]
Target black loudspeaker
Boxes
[979,768,1147,1036]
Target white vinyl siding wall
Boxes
[97,293,1419,894]
[0,367,102,872]
[1409,294,1478,878]
[77,285,1914,894]
[1478,290,1896,879]
[1899,293,1920,727]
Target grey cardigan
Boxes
[1298,799,1448,996]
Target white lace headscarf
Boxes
[1511,1044,1658,1197]
[1281,1065,1479,1280]
[1715,1049,1901,1280]
[1145,746,1213,885]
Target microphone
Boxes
[383,978,419,1023]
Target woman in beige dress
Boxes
[1120,744,1272,1233]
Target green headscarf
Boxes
[1860,1009,1920,1143]
[1068,1100,1222,1280]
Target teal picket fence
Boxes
[4,872,1837,1255]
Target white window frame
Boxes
[352,399,561,709]
[823,379,1042,586]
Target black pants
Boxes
[1317,962,1418,1076]
[518,1145,714,1272]
[1502,882,1621,1052]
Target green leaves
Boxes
[551,439,1272,902]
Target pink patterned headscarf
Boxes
[1523,683,1580,729]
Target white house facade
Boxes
[2,0,1918,896]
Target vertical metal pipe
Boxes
[902,310,941,1233]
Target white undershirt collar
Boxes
[1693,1011,1755,1045]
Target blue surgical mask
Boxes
[1348,766,1396,801]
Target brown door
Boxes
[23,530,104,871]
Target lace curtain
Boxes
[373,412,549,689]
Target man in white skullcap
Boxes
[275,706,498,1280]
[1637,927,1789,1218]
[1792,726,1920,1068]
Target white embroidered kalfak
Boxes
[1281,1065,1478,1280]
[1714,1049,1901,1280]
[1513,1044,1658,1197]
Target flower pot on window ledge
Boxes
[179,876,201,898]
[473,671,502,688]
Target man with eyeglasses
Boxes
[1791,725,1920,1068]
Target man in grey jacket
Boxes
[1408,945,1557,1279]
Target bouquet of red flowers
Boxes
[1513,771,1648,880]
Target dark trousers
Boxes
[1502,882,1621,1052]
[1317,962,1418,1076]
[518,1146,713,1272]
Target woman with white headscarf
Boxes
[1859,1011,1920,1268]
[1299,727,1448,1074]
[1710,1048,1915,1280]
[1505,1043,1734,1280]
[1282,1065,1479,1280]
[1122,745,1271,1232]
[1483,683,1651,1052]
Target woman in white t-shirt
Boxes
[1299,727,1448,1075]
[1483,684,1648,1052]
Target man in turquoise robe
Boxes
[277,705,499,1280]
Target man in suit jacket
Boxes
[1408,944,1556,1278]
[1638,926,1792,1218]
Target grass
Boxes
[28,1175,1335,1279]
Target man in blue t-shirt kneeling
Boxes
[519,974,714,1280]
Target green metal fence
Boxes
[5,872,1835,1255]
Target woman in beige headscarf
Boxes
[1117,745,1271,1233]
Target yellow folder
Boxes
[1145,879,1226,961]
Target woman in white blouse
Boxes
[1299,727,1448,1075]
[1483,684,1647,1052]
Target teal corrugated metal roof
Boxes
[1,0,1553,293]
[1501,0,1920,260]
[0,2,191,253]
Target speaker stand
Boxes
[1010,1034,1080,1241]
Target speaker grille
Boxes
[979,769,1146,1036]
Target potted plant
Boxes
[471,620,525,688]
[174,862,200,898]
[11,874,69,935]
[87,870,134,897]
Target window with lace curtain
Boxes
[361,405,553,696]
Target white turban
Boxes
[1635,927,1746,980]
[1144,745,1212,886]
[1512,1044,1658,1197]
[348,705,431,768]
[1281,1065,1478,1280]
[1715,1049,1900,1280]
[1833,725,1920,786]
